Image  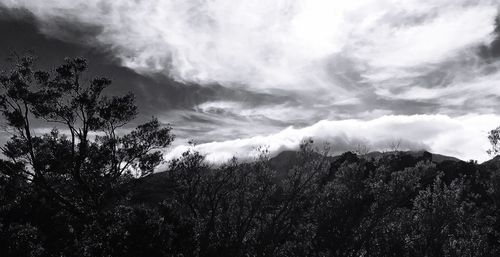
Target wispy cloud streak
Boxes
[2,1,500,161]
[1,1,497,96]
[165,114,500,163]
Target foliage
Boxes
[2,57,500,256]
[0,56,174,256]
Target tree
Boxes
[487,127,500,156]
[407,175,495,257]
[0,55,174,218]
[2,55,500,256]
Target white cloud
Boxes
[1,0,498,98]
[194,100,322,123]
[165,114,500,163]
[356,4,496,69]
[375,62,500,104]
[3,0,500,163]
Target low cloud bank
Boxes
[165,114,500,163]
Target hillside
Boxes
[130,150,481,207]
[268,150,463,175]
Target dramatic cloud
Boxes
[1,1,498,95]
[165,114,500,163]
[2,1,500,162]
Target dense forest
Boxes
[2,57,500,257]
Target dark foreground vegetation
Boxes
[3,57,500,257]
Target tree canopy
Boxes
[1,57,500,257]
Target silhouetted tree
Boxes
[0,55,173,256]
[2,56,500,257]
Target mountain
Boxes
[268,150,462,174]
[361,150,462,163]
[130,150,496,206]
[480,155,500,171]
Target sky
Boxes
[1,0,500,162]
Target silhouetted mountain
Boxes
[362,150,462,163]
[480,155,500,171]
[128,171,175,205]
[131,150,473,205]
[268,150,340,175]
[268,150,462,175]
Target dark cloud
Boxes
[1,2,500,162]
[493,14,500,57]
[0,9,300,149]
[478,12,500,58]
[0,9,289,117]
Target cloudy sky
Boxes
[1,0,500,162]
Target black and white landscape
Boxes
[2,1,500,257]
